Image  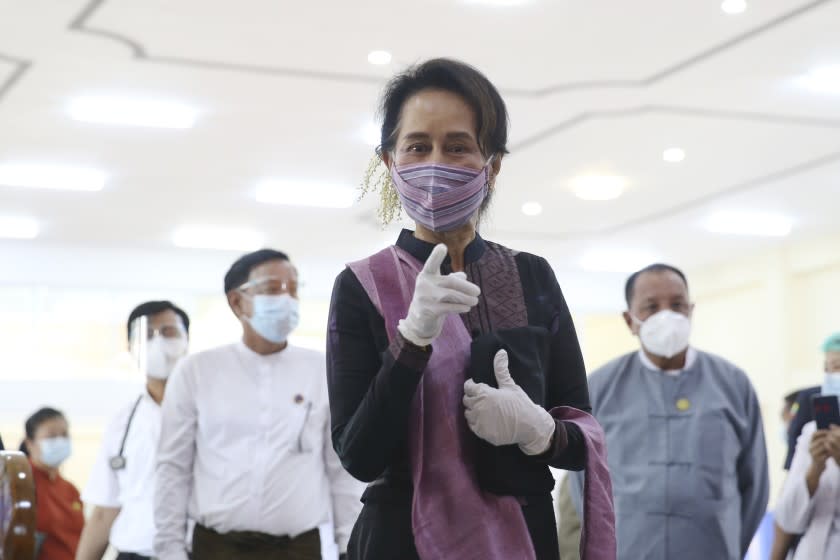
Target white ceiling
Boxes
[1,0,839,305]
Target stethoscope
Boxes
[109,395,143,470]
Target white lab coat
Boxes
[776,421,840,560]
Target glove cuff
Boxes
[397,319,435,348]
[518,406,556,456]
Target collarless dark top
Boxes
[326,229,591,494]
[785,385,821,469]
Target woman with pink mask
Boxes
[326,58,615,560]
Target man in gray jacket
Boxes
[571,263,769,560]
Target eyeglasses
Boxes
[238,276,301,297]
[146,325,186,340]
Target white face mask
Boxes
[632,309,692,359]
[822,372,840,397]
[246,294,300,344]
[146,335,188,380]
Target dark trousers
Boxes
[115,554,152,560]
[192,524,320,560]
[347,485,560,560]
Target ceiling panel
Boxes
[0,0,838,282]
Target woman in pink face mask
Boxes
[327,58,615,560]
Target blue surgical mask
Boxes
[39,436,72,467]
[779,425,790,444]
[822,372,840,397]
[246,294,300,344]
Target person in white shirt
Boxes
[77,300,191,560]
[154,248,364,560]
[775,366,840,560]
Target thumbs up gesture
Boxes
[463,350,557,455]
[397,244,481,347]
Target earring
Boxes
[360,155,401,227]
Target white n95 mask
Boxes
[146,335,188,380]
[634,309,692,359]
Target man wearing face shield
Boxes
[570,263,769,560]
[77,301,190,560]
[154,249,363,560]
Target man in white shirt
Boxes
[154,249,364,560]
[77,301,191,560]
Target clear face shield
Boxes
[129,315,149,377]
[129,315,188,379]
[237,276,299,298]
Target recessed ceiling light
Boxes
[0,216,39,239]
[720,0,747,15]
[255,180,356,209]
[68,96,198,129]
[570,175,627,201]
[521,202,543,216]
[362,123,380,147]
[0,163,106,191]
[367,51,392,65]
[172,226,265,251]
[579,249,661,273]
[662,147,686,163]
[703,211,793,237]
[796,66,840,95]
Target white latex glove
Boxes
[463,349,556,456]
[397,243,481,347]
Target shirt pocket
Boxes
[283,397,327,455]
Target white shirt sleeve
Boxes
[776,422,819,534]
[322,387,364,553]
[154,359,197,560]
[81,412,123,508]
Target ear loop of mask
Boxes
[235,287,256,322]
[475,155,496,234]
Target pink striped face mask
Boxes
[390,160,492,232]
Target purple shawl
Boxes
[349,245,535,560]
[348,245,616,560]
[549,406,616,560]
